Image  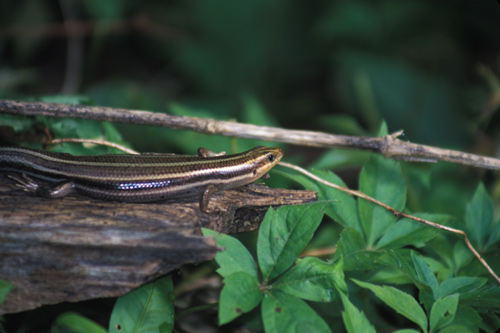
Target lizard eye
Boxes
[267,154,275,162]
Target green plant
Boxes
[196,150,500,332]
[3,114,500,332]
[50,138,491,332]
[203,202,337,330]
[51,277,174,333]
[2,0,500,331]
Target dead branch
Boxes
[1,99,500,171]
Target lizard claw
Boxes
[8,174,39,193]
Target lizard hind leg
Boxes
[8,173,75,198]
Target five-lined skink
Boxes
[0,146,284,212]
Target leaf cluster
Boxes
[203,202,340,331]
[196,139,500,332]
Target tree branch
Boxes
[1,99,500,170]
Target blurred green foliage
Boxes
[1,0,500,332]
[1,0,499,145]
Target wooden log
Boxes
[0,177,316,313]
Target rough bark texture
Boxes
[0,177,316,314]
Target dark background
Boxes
[1,0,499,147]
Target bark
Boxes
[0,177,316,314]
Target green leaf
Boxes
[49,118,103,142]
[52,312,106,333]
[456,285,500,309]
[376,250,437,311]
[438,325,476,333]
[0,280,13,305]
[479,312,500,333]
[37,95,92,105]
[0,114,39,132]
[311,170,362,233]
[429,294,459,333]
[376,121,389,136]
[449,305,483,332]
[436,277,486,299]
[219,272,263,325]
[411,251,439,312]
[376,250,416,277]
[109,276,174,333]
[262,290,331,333]
[276,169,361,232]
[202,228,257,279]
[451,241,475,271]
[273,257,346,302]
[465,183,494,250]
[358,154,406,247]
[486,220,500,248]
[338,290,376,333]
[258,203,326,282]
[102,121,125,146]
[369,266,413,285]
[335,227,366,256]
[412,251,438,295]
[308,149,369,170]
[375,213,448,250]
[334,227,381,271]
[353,279,428,333]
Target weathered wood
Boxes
[0,177,316,313]
[5,99,500,171]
